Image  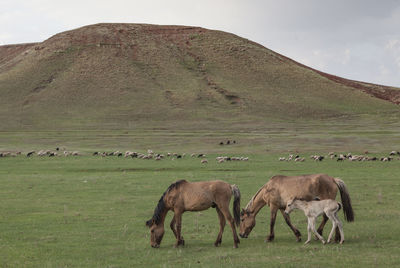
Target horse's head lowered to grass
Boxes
[146,218,165,248]
[145,188,170,248]
[239,208,256,238]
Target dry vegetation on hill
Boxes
[0,23,399,131]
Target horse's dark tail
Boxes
[231,184,241,227]
[334,178,354,222]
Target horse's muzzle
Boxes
[239,233,248,238]
[151,244,160,248]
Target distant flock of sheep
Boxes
[279,151,400,162]
[0,149,249,164]
[3,149,399,163]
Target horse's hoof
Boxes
[265,236,274,242]
[296,237,302,242]
[304,240,310,245]
[340,240,344,245]
[322,240,326,245]
[214,241,221,247]
[233,244,238,249]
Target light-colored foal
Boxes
[285,198,344,244]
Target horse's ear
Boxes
[240,209,245,216]
[145,219,153,227]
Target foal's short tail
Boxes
[334,178,354,222]
[231,184,241,227]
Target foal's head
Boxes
[146,219,165,248]
[284,198,301,214]
[239,209,256,238]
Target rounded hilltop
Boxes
[0,23,399,131]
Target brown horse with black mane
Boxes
[146,180,241,248]
[239,174,354,242]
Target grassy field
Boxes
[2,23,400,267]
[2,117,400,154]
[1,152,399,267]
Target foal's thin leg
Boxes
[280,209,301,242]
[266,206,278,242]
[338,219,344,244]
[305,218,313,244]
[310,218,326,244]
[214,207,226,247]
[174,211,184,247]
[220,206,240,248]
[331,213,344,244]
[327,219,337,244]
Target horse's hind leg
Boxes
[316,213,328,239]
[214,207,226,247]
[219,204,240,248]
[280,209,301,242]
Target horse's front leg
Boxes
[266,206,278,242]
[280,209,301,242]
[174,211,184,247]
[169,214,177,239]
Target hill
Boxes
[1,23,399,131]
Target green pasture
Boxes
[1,152,399,267]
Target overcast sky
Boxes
[1,0,400,87]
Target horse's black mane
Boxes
[146,180,187,226]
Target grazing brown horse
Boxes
[239,174,354,242]
[146,180,241,248]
